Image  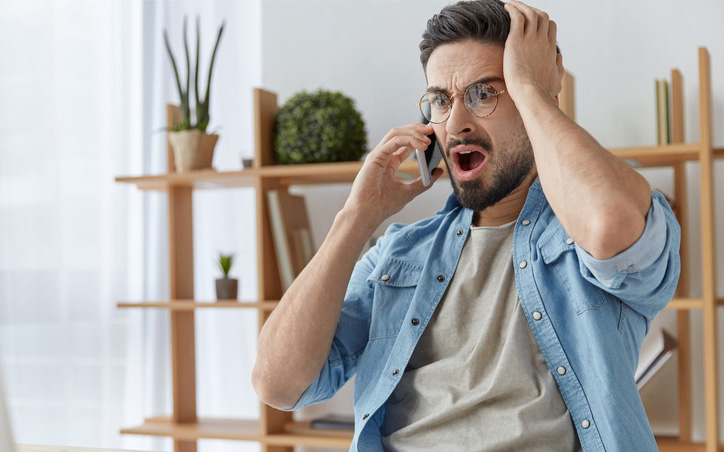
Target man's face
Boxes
[425,39,535,213]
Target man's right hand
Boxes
[342,123,444,228]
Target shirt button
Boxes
[566,237,574,245]
[381,274,390,281]
[532,311,542,320]
[392,369,399,376]
[557,366,567,375]
[437,274,445,282]
[456,229,463,236]
[411,318,420,326]
[582,419,590,429]
[522,219,531,225]
[362,413,369,420]
[519,260,527,269]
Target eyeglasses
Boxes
[417,82,507,124]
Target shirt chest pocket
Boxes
[366,256,423,340]
[537,224,607,315]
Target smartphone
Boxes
[415,131,443,187]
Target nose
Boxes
[445,95,476,138]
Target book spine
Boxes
[266,190,295,291]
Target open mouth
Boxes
[457,151,486,171]
[451,146,488,181]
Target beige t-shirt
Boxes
[380,220,582,451]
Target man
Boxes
[252,0,681,450]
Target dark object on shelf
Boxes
[215,253,238,300]
[309,413,355,431]
[215,277,238,300]
[241,158,254,168]
[274,89,367,164]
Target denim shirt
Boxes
[282,175,681,452]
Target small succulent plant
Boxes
[218,253,234,278]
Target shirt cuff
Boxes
[574,191,668,290]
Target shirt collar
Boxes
[435,174,542,215]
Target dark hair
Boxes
[419,0,560,70]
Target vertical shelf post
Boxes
[697,46,719,452]
[253,88,296,452]
[670,68,693,442]
[167,104,198,452]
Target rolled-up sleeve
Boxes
[278,223,401,411]
[573,190,681,321]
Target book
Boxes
[635,328,677,390]
[655,79,671,145]
[267,189,313,291]
[298,226,315,265]
[310,413,355,431]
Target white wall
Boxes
[261,0,724,446]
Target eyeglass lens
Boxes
[419,83,498,123]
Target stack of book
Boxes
[655,78,671,145]
[267,189,316,291]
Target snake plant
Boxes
[164,16,225,132]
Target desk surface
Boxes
[17,445,153,452]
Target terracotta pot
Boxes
[215,278,238,301]
[168,129,219,172]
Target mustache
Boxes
[446,137,492,155]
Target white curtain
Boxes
[0,1,262,451]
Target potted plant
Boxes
[164,16,225,172]
[274,89,368,164]
[215,252,238,301]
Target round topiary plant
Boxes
[274,89,368,164]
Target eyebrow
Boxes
[427,76,505,94]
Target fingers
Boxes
[505,2,525,36]
[505,1,551,37]
[408,167,444,197]
[548,20,557,46]
[374,124,433,158]
[378,123,432,145]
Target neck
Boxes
[472,167,538,227]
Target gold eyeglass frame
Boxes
[417,82,507,124]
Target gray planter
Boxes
[215,278,238,301]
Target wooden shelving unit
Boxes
[116,47,721,451]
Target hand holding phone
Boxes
[416,131,443,187]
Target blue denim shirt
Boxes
[283,175,681,452]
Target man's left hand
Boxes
[502,0,564,104]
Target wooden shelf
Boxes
[120,417,352,448]
[115,159,433,191]
[664,298,724,311]
[116,168,259,191]
[117,300,279,310]
[609,143,724,167]
[265,421,352,448]
[116,144,724,191]
[654,434,724,451]
[120,416,261,441]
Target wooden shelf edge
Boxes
[120,416,261,441]
[664,298,724,310]
[117,300,280,310]
[114,146,724,188]
[265,420,352,448]
[654,434,723,451]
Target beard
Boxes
[442,127,535,212]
